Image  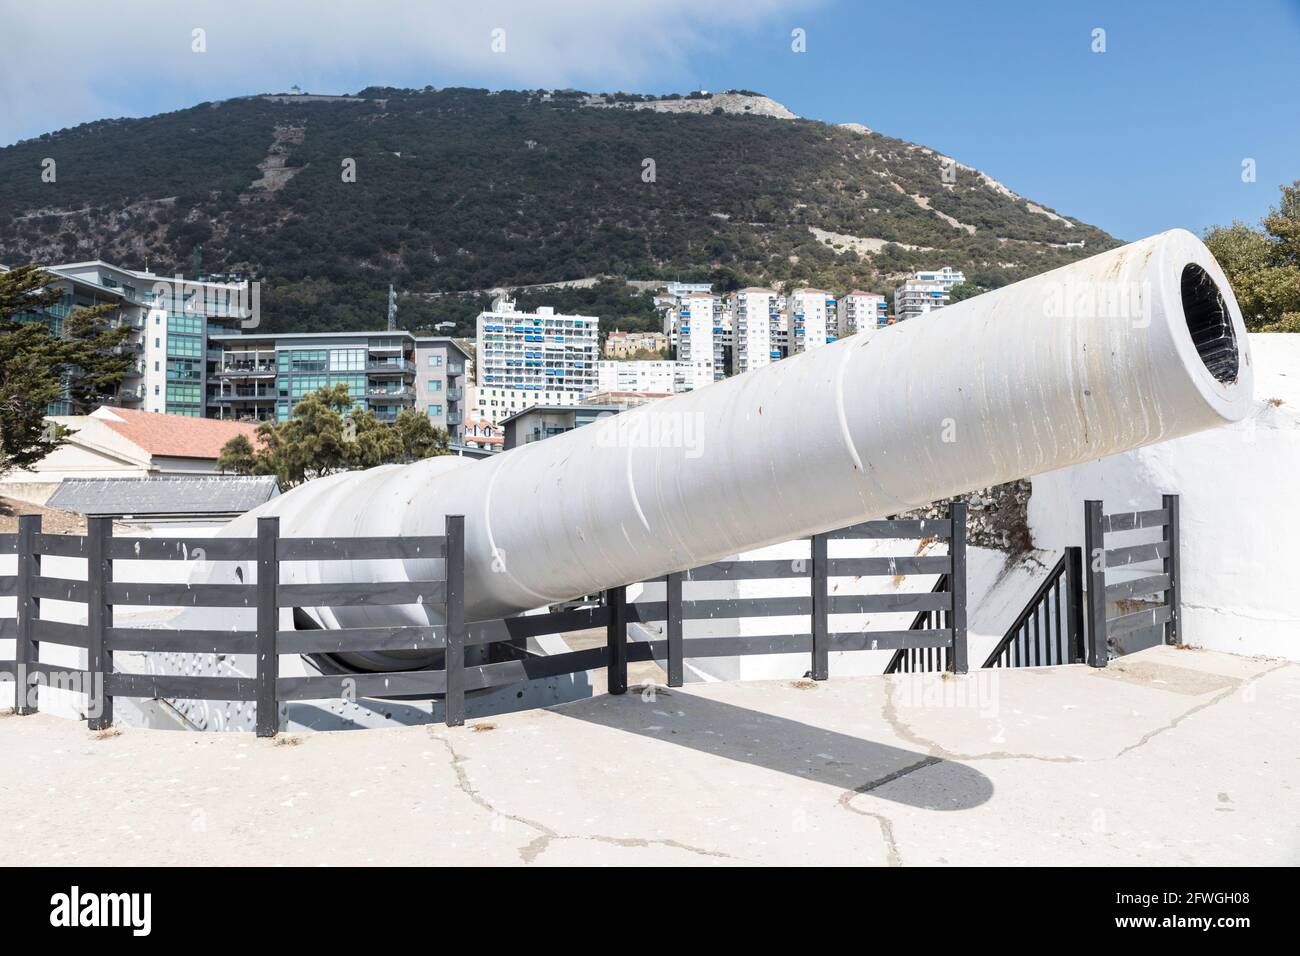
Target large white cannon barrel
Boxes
[218,228,1251,668]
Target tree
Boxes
[1204,179,1300,331]
[218,385,452,489]
[61,306,134,411]
[948,282,986,304]
[252,384,356,488]
[1,265,131,475]
[217,433,257,475]
[393,407,449,461]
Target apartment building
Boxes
[786,288,836,354]
[474,298,599,423]
[653,281,714,312]
[604,329,667,357]
[727,288,784,374]
[414,337,472,443]
[893,278,949,322]
[672,292,723,388]
[914,267,966,291]
[211,331,468,442]
[838,291,889,337]
[597,359,675,394]
[11,260,252,417]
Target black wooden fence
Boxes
[1084,494,1182,666]
[1,501,969,737]
[0,513,459,737]
[883,495,1181,674]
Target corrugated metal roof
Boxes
[47,476,280,517]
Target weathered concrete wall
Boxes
[1030,333,1300,661]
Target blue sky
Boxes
[3,0,1297,240]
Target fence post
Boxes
[443,514,466,727]
[665,571,683,688]
[14,514,40,716]
[606,585,627,695]
[1064,546,1086,664]
[810,533,829,680]
[1162,493,1181,646]
[255,516,279,738]
[86,517,114,730]
[1083,500,1108,668]
[947,500,969,674]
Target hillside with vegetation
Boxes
[0,87,1118,335]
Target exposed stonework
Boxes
[893,479,1032,554]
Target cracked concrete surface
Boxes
[0,646,1296,865]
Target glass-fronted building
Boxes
[46,260,251,418]
[212,332,470,442]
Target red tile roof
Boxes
[92,407,261,460]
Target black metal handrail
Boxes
[983,547,1083,668]
[883,573,950,674]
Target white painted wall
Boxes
[1030,333,1300,660]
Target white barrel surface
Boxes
[216,229,1253,631]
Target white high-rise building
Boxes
[893,279,949,322]
[787,288,836,353]
[838,291,888,337]
[728,288,784,374]
[914,267,966,291]
[474,298,599,423]
[673,293,722,389]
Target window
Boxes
[427,355,443,367]
[428,380,442,391]
[167,315,201,335]
[291,349,328,373]
[290,374,329,398]
[167,333,202,358]
[427,404,443,417]
[330,348,366,371]
[331,373,366,396]
[166,383,201,405]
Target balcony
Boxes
[216,382,277,400]
[366,359,415,376]
[221,362,277,378]
[446,388,462,401]
[367,386,416,403]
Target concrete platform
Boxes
[1,646,1296,866]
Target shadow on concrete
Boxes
[552,686,993,811]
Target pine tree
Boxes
[1,265,131,475]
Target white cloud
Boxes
[0,0,813,145]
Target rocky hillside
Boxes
[0,87,1117,333]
